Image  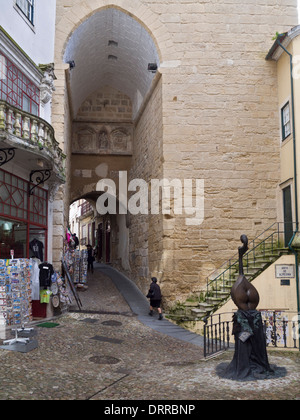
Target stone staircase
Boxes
[188,247,289,321]
[167,223,292,323]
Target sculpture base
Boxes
[217,310,276,381]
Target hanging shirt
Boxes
[31,260,40,301]
[40,289,52,304]
[39,263,54,288]
[30,239,44,262]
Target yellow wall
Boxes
[278,44,293,184]
[277,34,300,226]
[293,36,300,227]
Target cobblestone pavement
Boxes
[0,268,299,400]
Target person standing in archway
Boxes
[147,277,163,320]
[87,244,94,274]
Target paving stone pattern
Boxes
[0,265,298,400]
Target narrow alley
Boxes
[0,264,298,401]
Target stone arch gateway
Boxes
[52,3,166,297]
[52,0,298,306]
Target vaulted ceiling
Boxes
[64,8,160,119]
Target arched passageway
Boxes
[64,7,160,119]
[63,6,163,292]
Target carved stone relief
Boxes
[98,129,109,150]
[39,63,56,105]
[75,128,96,152]
[72,123,133,155]
[111,129,130,153]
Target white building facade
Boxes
[0,0,65,265]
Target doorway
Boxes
[283,185,294,247]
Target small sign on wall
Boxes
[275,264,295,279]
[280,279,290,286]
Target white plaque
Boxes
[275,264,295,279]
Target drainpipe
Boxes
[276,39,300,347]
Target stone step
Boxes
[177,247,291,323]
[191,308,209,317]
[205,291,228,300]
[246,253,276,260]
[198,302,214,310]
[184,301,200,308]
[206,297,223,305]
[221,285,233,291]
[230,271,258,281]
[244,263,271,272]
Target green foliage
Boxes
[272,32,285,41]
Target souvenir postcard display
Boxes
[0,259,32,330]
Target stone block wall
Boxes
[52,0,299,303]
[129,76,164,295]
[76,87,132,122]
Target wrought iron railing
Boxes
[203,313,232,358]
[204,311,300,359]
[0,99,65,179]
[263,311,300,350]
[206,222,295,300]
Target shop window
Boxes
[0,168,47,260]
[81,200,93,216]
[16,0,34,25]
[0,218,27,259]
[29,186,47,226]
[81,225,87,246]
[29,226,45,261]
[0,51,40,116]
[0,170,28,221]
[281,102,291,141]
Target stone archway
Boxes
[52,1,169,152]
[51,0,292,307]
[52,3,165,293]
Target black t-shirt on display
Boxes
[39,263,54,288]
[30,239,44,262]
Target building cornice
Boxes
[0,25,43,85]
[266,25,300,61]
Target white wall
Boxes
[0,0,56,65]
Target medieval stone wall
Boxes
[52,0,298,303]
[129,76,164,294]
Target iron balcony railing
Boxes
[205,222,296,300]
[204,311,300,359]
[0,99,65,181]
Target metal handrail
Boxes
[205,222,296,299]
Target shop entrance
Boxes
[0,168,48,261]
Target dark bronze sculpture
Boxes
[231,234,260,311]
[218,235,274,380]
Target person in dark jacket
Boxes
[147,277,163,320]
[72,233,79,249]
[87,244,94,273]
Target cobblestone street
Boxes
[0,266,299,401]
